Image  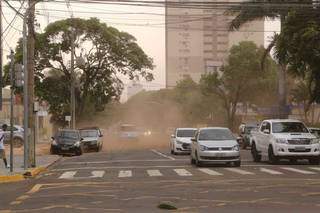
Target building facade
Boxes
[165,0,265,88]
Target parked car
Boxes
[239,124,259,149]
[251,119,320,164]
[118,124,140,141]
[50,129,85,156]
[0,124,24,147]
[170,128,197,155]
[309,127,320,138]
[190,127,241,167]
[79,127,103,152]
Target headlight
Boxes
[74,141,81,147]
[200,145,209,151]
[311,139,320,144]
[276,138,288,144]
[176,140,183,144]
[232,145,240,151]
[52,140,57,146]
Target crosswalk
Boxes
[58,166,320,180]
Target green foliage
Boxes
[200,42,277,129]
[10,18,154,125]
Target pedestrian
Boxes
[0,124,9,169]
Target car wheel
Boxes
[13,138,23,148]
[251,143,261,162]
[76,146,83,156]
[50,146,57,155]
[234,161,241,167]
[195,152,202,167]
[309,158,320,165]
[268,145,279,164]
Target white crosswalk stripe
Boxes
[91,171,105,178]
[59,171,77,179]
[147,170,163,177]
[281,167,316,175]
[198,168,223,176]
[309,167,320,172]
[118,170,132,178]
[224,168,254,175]
[174,169,193,176]
[260,168,283,175]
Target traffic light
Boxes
[14,64,24,87]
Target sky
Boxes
[2,1,279,101]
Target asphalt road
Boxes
[1,147,320,213]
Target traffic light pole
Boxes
[23,13,29,170]
[9,50,15,173]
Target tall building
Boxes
[165,0,265,88]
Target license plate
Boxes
[295,146,306,151]
[215,153,226,157]
[61,147,69,150]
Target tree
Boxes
[12,18,154,125]
[227,0,314,118]
[200,42,277,130]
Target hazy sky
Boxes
[2,1,279,99]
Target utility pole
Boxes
[9,50,15,173]
[27,0,36,167]
[70,25,76,129]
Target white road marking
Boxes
[52,165,188,172]
[147,170,163,177]
[198,168,223,176]
[151,149,175,160]
[62,159,187,165]
[260,168,283,175]
[90,171,105,178]
[118,170,132,178]
[224,168,254,175]
[281,167,316,175]
[309,167,320,172]
[59,171,77,179]
[174,169,193,176]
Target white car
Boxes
[190,127,241,167]
[251,119,320,164]
[170,128,197,154]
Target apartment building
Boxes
[165,0,265,88]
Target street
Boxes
[1,145,320,213]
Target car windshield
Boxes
[272,122,309,133]
[59,131,79,139]
[80,130,99,137]
[177,129,196,137]
[199,129,235,141]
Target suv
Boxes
[50,129,85,156]
[1,124,24,147]
[79,127,103,152]
[251,119,320,164]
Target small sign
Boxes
[65,116,71,122]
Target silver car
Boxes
[191,127,241,167]
[1,124,24,147]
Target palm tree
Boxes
[227,0,313,118]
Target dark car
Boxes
[79,127,103,152]
[50,129,85,156]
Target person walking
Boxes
[0,124,9,169]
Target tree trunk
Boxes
[278,64,288,118]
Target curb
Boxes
[0,156,61,183]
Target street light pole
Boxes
[70,26,76,129]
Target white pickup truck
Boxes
[251,119,320,164]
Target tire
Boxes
[251,143,262,162]
[50,146,57,155]
[290,159,297,164]
[268,145,279,164]
[195,152,202,167]
[75,146,83,156]
[309,158,320,165]
[234,161,241,167]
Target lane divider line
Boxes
[150,149,175,160]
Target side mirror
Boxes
[100,134,103,137]
[191,138,197,142]
[171,134,175,138]
[263,129,270,134]
[80,138,84,141]
[236,137,242,143]
[51,137,55,140]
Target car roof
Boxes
[59,129,79,132]
[176,128,197,130]
[79,127,100,131]
[198,127,230,131]
[263,119,303,123]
